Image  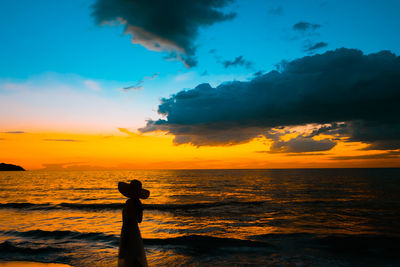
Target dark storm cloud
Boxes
[140,48,400,151]
[222,56,253,69]
[92,0,236,67]
[304,42,328,52]
[293,21,321,31]
[343,121,400,150]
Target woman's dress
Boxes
[118,198,148,267]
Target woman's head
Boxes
[118,179,150,199]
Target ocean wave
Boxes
[0,229,118,244]
[144,235,272,248]
[145,201,266,210]
[0,229,271,249]
[0,240,65,254]
[0,203,54,209]
[2,229,399,258]
[0,201,266,211]
[249,233,400,256]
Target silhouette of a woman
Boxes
[118,180,150,267]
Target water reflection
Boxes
[1,169,400,265]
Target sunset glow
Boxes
[2,129,398,170]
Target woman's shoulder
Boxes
[125,198,138,211]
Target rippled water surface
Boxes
[1,169,399,266]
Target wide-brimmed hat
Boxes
[118,179,150,199]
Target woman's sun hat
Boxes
[118,179,150,199]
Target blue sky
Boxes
[1,0,400,132]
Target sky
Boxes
[1,0,400,170]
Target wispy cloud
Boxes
[43,139,81,142]
[222,56,253,69]
[256,150,327,156]
[293,21,321,31]
[268,6,283,15]
[123,73,158,91]
[118,128,136,135]
[3,131,25,134]
[84,80,102,91]
[331,150,400,160]
[304,41,328,52]
[40,162,94,170]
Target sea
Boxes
[0,169,399,266]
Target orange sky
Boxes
[1,129,399,170]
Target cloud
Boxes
[222,56,253,69]
[253,70,264,77]
[293,23,323,51]
[123,73,158,91]
[84,80,102,91]
[140,48,400,151]
[268,6,283,15]
[43,139,81,142]
[3,131,25,134]
[293,21,321,31]
[269,136,336,153]
[307,122,346,138]
[343,121,400,150]
[331,150,400,160]
[123,85,143,91]
[118,128,132,135]
[255,150,327,156]
[118,127,140,136]
[319,1,329,7]
[304,42,328,52]
[40,162,109,170]
[92,0,236,67]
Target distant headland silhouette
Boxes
[0,163,25,171]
